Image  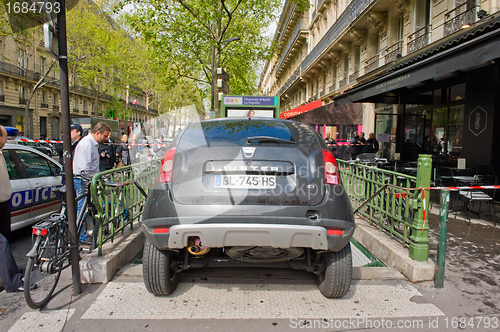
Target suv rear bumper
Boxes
[143,219,354,253]
[142,183,355,253]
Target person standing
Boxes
[365,132,379,153]
[359,132,366,154]
[73,122,111,242]
[116,134,131,167]
[350,132,360,160]
[129,133,139,164]
[55,123,83,165]
[0,125,24,292]
[99,137,116,172]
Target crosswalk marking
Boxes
[8,309,75,332]
[82,282,443,320]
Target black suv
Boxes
[141,118,355,298]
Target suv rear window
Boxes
[180,120,317,148]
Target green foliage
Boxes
[116,0,283,96]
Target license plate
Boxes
[215,175,276,189]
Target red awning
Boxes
[290,102,363,125]
[279,100,323,119]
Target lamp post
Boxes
[211,37,240,118]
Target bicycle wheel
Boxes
[24,236,62,309]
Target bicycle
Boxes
[23,175,148,309]
[23,174,98,309]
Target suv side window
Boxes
[15,150,56,178]
[2,150,21,180]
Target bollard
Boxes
[409,154,432,261]
[435,189,450,288]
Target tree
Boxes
[117,0,308,116]
[66,0,135,112]
[0,4,60,137]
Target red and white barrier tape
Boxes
[11,138,169,147]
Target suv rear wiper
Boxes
[246,136,295,144]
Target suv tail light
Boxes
[322,149,339,185]
[158,148,176,183]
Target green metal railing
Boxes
[90,158,161,255]
[337,154,432,261]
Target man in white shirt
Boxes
[0,125,24,292]
[73,122,111,242]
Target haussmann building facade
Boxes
[260,0,500,176]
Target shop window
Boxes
[433,89,442,104]
[448,105,464,160]
[450,83,466,101]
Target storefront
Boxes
[334,19,500,176]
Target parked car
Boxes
[3,143,63,231]
[141,118,356,298]
[12,137,54,157]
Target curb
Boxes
[353,218,435,282]
[80,222,145,284]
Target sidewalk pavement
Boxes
[0,206,499,331]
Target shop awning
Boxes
[279,100,322,118]
[334,23,500,106]
[290,102,362,125]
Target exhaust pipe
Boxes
[186,236,210,256]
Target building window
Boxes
[354,46,360,74]
[18,50,26,69]
[19,86,26,104]
[343,53,349,79]
[40,116,47,139]
[41,90,47,103]
[73,98,77,109]
[83,100,86,111]
[40,57,45,74]
[53,93,58,105]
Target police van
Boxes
[3,127,63,231]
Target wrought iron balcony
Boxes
[364,54,379,74]
[384,41,403,63]
[339,77,348,88]
[83,110,88,114]
[19,98,27,105]
[349,71,359,84]
[277,3,297,45]
[407,25,432,54]
[320,90,325,97]
[73,108,79,113]
[276,19,306,74]
[302,0,374,72]
[41,103,48,108]
[277,66,301,96]
[329,83,336,93]
[52,105,59,111]
[444,0,478,36]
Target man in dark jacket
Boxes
[55,123,83,164]
[99,137,116,171]
[365,133,379,153]
[350,132,360,160]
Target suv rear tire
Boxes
[143,240,179,296]
[317,243,352,298]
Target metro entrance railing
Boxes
[337,154,432,262]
